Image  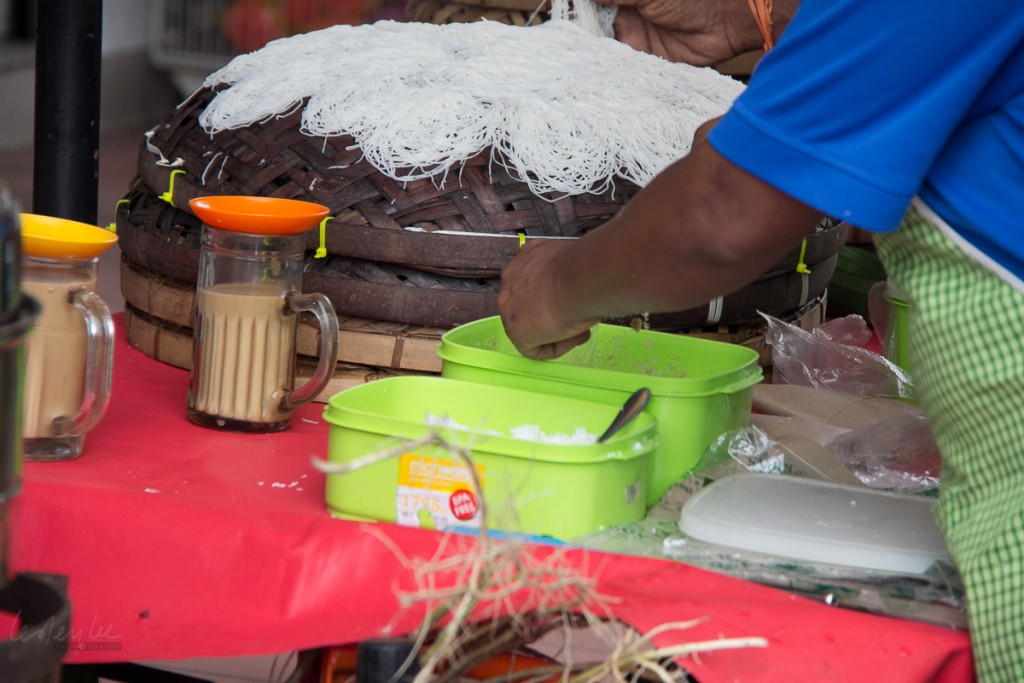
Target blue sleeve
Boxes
[708,0,1024,231]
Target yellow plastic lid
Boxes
[20,213,119,259]
[189,196,330,236]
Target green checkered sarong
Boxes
[874,202,1024,682]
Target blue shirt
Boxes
[708,0,1024,284]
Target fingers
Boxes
[497,239,598,361]
[519,329,592,361]
[611,7,652,52]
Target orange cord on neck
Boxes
[747,0,775,52]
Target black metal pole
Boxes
[32,0,103,225]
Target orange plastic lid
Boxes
[189,196,330,236]
[20,213,119,259]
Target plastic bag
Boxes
[867,281,895,358]
[826,414,941,493]
[704,422,939,493]
[699,425,786,474]
[760,311,914,399]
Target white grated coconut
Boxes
[425,413,597,445]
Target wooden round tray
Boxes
[123,302,428,404]
[121,255,828,397]
[121,256,446,374]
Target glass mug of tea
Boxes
[187,196,340,432]
[19,214,117,461]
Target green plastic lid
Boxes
[438,316,762,398]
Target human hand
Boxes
[594,0,797,66]
[497,239,600,360]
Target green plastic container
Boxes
[323,376,658,541]
[437,317,762,507]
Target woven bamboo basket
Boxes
[117,25,847,388]
[116,179,843,331]
[405,0,768,80]
[120,81,847,328]
[408,0,550,26]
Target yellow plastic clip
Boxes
[106,199,129,233]
[316,216,333,258]
[159,169,185,207]
[795,237,811,274]
[518,232,526,248]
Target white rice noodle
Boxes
[198,8,745,198]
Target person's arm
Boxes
[595,0,800,66]
[497,129,823,359]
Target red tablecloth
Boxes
[9,315,973,682]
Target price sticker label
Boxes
[396,453,485,531]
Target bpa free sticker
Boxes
[448,488,479,522]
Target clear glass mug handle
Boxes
[52,289,115,436]
[280,291,339,412]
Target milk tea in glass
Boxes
[187,196,339,432]
[19,214,117,461]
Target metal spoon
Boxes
[596,387,652,443]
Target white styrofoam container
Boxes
[679,473,950,575]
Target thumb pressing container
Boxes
[437,316,762,507]
[323,375,658,541]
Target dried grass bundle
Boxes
[314,432,766,681]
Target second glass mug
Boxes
[19,214,118,461]
[186,196,340,432]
